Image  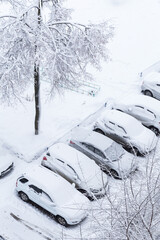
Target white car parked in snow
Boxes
[16,166,89,226]
[69,128,137,179]
[141,72,160,100]
[94,110,157,155]
[41,143,108,199]
[113,94,160,135]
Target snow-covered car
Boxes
[16,166,89,226]
[113,94,160,135]
[41,143,108,199]
[0,148,14,178]
[141,72,160,100]
[94,110,157,155]
[0,159,13,177]
[69,128,137,179]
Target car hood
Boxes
[81,169,108,190]
[133,128,157,152]
[109,151,137,177]
[59,191,90,218]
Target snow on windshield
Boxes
[105,142,124,161]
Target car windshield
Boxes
[105,142,124,161]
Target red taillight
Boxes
[43,156,47,160]
[70,140,75,144]
[16,180,18,187]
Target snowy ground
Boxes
[1,0,160,239]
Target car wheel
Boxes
[93,128,105,135]
[144,90,153,97]
[131,147,139,155]
[109,169,119,179]
[150,126,159,136]
[19,192,29,202]
[56,215,68,227]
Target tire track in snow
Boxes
[10,213,53,240]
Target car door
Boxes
[52,158,80,186]
[128,105,155,125]
[94,147,107,167]
[63,163,81,186]
[112,124,129,147]
[28,184,42,204]
[154,83,160,100]
[39,190,57,215]
[79,143,98,161]
[103,121,120,142]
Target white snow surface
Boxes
[1,0,160,239]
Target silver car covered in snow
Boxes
[41,143,108,199]
[113,94,160,135]
[94,110,157,155]
[69,128,137,179]
[141,72,160,100]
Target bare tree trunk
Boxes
[34,61,40,135]
[34,0,42,135]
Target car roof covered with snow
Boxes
[71,128,114,152]
[142,71,160,84]
[117,94,160,112]
[99,109,145,136]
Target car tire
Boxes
[131,147,139,155]
[144,90,153,97]
[56,215,68,227]
[109,169,119,179]
[150,126,159,136]
[19,192,29,202]
[93,128,105,135]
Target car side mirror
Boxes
[72,183,76,188]
[128,107,132,112]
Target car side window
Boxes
[105,121,115,131]
[156,84,160,86]
[94,148,105,158]
[56,158,65,168]
[29,185,42,194]
[82,143,95,152]
[41,191,53,203]
[131,105,145,117]
[117,125,127,135]
[135,105,144,109]
[146,109,156,119]
[66,164,78,177]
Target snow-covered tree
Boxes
[90,156,160,240]
[0,0,114,134]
